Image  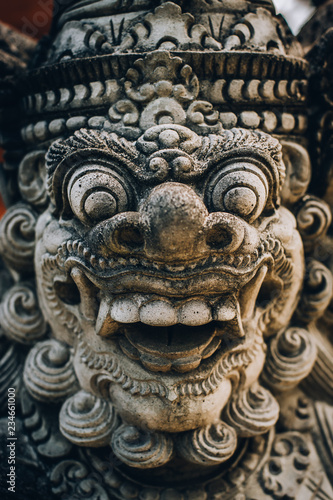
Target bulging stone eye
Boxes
[209,162,269,222]
[67,165,132,224]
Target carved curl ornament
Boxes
[0,1,333,499]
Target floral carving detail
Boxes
[51,460,109,500]
[120,2,222,52]
[125,52,199,104]
[187,101,222,133]
[260,432,311,499]
[18,150,48,207]
[224,9,285,53]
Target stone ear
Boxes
[280,141,311,207]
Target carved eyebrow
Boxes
[46,127,284,209]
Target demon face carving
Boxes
[23,123,308,468]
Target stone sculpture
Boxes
[0,1,333,498]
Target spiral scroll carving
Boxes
[225,383,279,437]
[111,424,174,469]
[0,282,47,344]
[296,260,333,324]
[0,203,37,272]
[60,390,119,447]
[24,339,78,402]
[176,420,237,466]
[262,327,317,392]
[296,196,332,252]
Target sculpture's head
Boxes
[1,0,332,480]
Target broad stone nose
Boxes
[140,183,208,261]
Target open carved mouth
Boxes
[119,322,241,373]
[54,245,271,373]
[95,291,247,373]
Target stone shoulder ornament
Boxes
[0,1,333,499]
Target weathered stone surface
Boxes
[0,1,333,498]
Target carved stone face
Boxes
[33,123,304,453]
[2,0,333,495]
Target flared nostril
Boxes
[101,212,144,255]
[204,213,245,253]
[206,225,233,250]
[114,226,144,252]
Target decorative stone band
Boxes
[18,51,308,145]
[23,79,307,118]
[21,49,308,93]
[21,109,308,146]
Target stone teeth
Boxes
[119,337,140,360]
[178,299,212,326]
[95,298,119,336]
[139,300,178,326]
[172,355,202,373]
[110,298,140,324]
[214,297,237,322]
[140,353,172,372]
[201,337,221,359]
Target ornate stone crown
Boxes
[21,0,307,146]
